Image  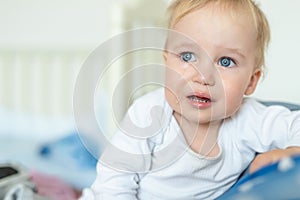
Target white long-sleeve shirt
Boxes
[80,88,300,200]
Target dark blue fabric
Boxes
[217,155,300,200]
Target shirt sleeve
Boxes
[79,88,170,199]
[89,163,140,200]
[236,98,300,153]
[78,129,150,200]
[79,168,139,200]
[82,117,156,199]
[282,111,300,148]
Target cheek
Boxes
[225,81,247,97]
[165,88,176,103]
[165,64,188,89]
[221,77,250,115]
[164,66,181,106]
[220,70,252,96]
[165,57,190,79]
[165,67,176,92]
[165,87,181,115]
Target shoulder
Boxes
[239,97,266,114]
[117,87,173,144]
[230,97,300,133]
[127,87,173,125]
[130,87,167,108]
[234,97,294,120]
[100,88,173,172]
[228,97,300,150]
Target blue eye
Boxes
[218,57,235,67]
[180,52,196,63]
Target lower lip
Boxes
[187,98,212,109]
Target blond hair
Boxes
[166,0,270,71]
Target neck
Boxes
[174,112,223,157]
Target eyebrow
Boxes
[221,47,246,59]
[166,41,205,53]
[166,39,247,59]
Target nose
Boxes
[190,60,215,86]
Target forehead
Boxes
[169,3,257,52]
[178,4,254,30]
[169,1,256,29]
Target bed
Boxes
[0,49,99,199]
[1,49,300,199]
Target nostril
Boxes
[192,75,214,86]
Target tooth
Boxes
[190,96,208,103]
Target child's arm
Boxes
[79,135,149,200]
[249,146,300,173]
[89,162,140,199]
[79,163,140,200]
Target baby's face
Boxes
[164,4,261,125]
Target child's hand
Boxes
[249,146,300,173]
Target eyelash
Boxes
[176,51,237,68]
[179,52,197,63]
[217,57,236,68]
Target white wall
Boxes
[0,0,115,115]
[0,0,113,49]
[1,0,300,112]
[253,0,300,104]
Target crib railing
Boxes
[0,46,165,142]
[0,49,88,117]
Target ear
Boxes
[244,69,261,96]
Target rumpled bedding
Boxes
[0,106,99,200]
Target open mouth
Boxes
[187,95,211,103]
